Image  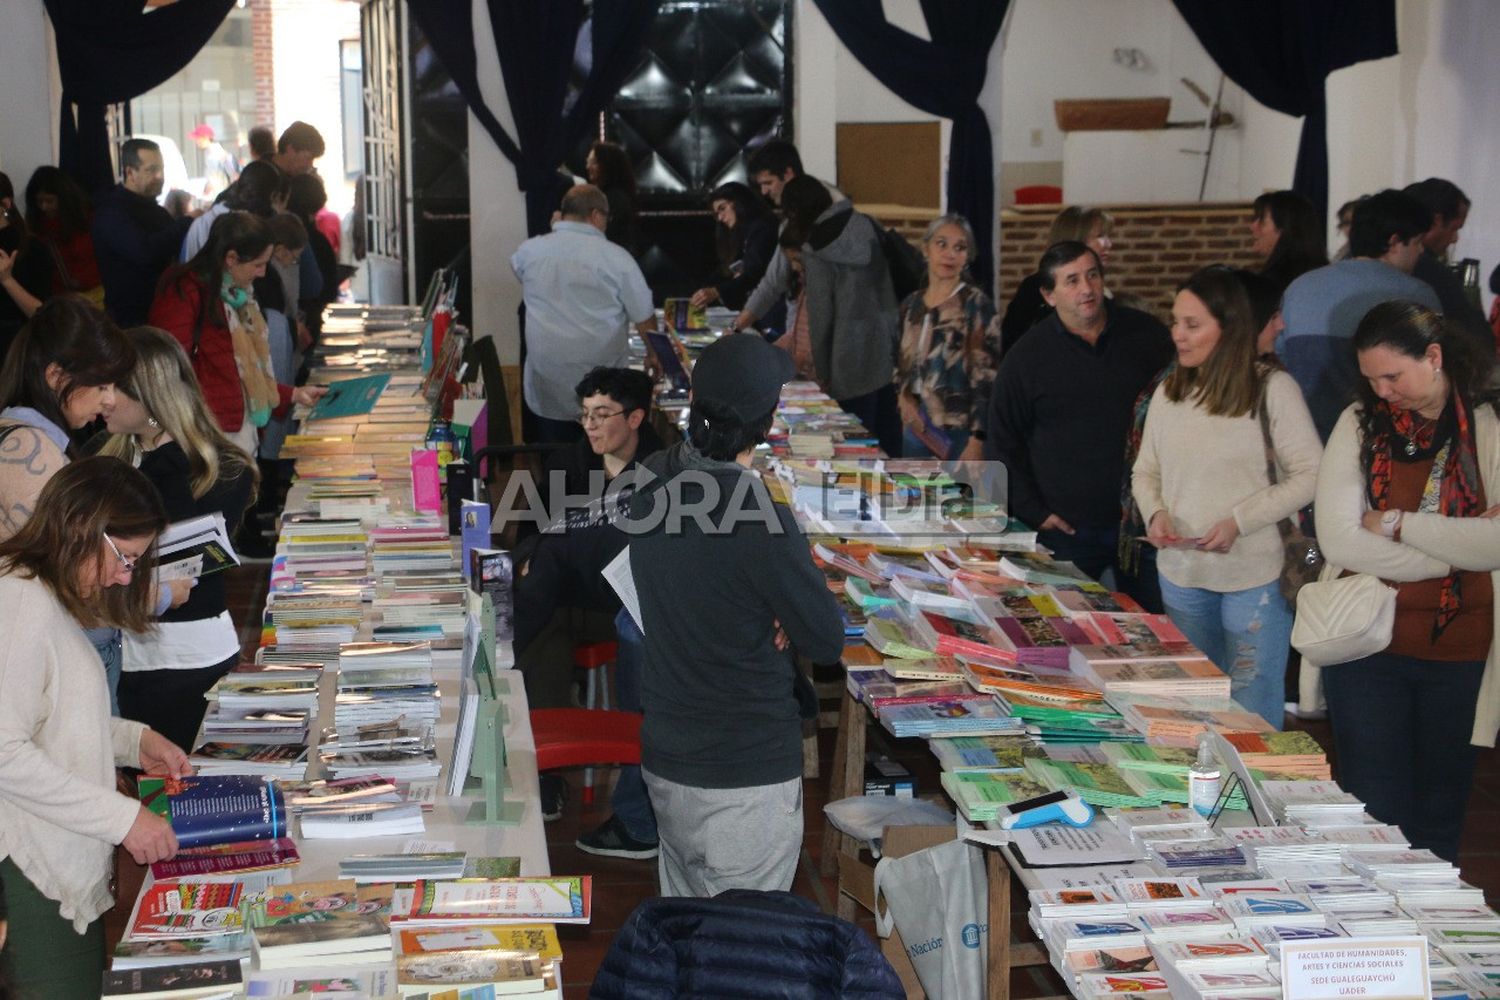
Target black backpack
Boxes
[878,226,926,302]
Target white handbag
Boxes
[1290,569,1397,666]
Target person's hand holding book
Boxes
[138,728,192,778]
[122,807,178,865]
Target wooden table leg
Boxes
[820,687,861,876]
[986,846,1010,1000]
[837,690,866,864]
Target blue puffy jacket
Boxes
[589,890,905,999]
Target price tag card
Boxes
[1280,937,1430,999]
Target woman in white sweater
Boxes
[1133,267,1322,728]
[1313,301,1500,863]
[0,456,189,996]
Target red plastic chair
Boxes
[530,708,642,814]
[572,640,619,803]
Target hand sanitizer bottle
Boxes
[1188,732,1222,817]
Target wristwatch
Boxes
[1380,509,1403,539]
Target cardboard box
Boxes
[838,824,956,999]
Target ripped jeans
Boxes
[1159,577,1291,730]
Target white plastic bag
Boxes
[872,838,987,999]
[822,796,955,853]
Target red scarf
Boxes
[1368,393,1483,638]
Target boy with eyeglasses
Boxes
[510,367,663,835]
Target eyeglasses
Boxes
[103,533,137,574]
[575,407,626,427]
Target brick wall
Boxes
[864,201,1264,322]
[251,0,275,127]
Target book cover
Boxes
[250,914,391,954]
[149,837,301,880]
[137,775,288,850]
[306,373,392,422]
[127,880,247,939]
[403,877,593,924]
[112,932,251,970]
[411,449,441,513]
[101,960,242,998]
[244,879,362,927]
[459,500,491,582]
[396,923,561,961]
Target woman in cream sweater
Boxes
[0,456,189,996]
[1133,267,1322,728]
[1314,301,1500,863]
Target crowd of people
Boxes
[0,122,347,995]
[1,120,1498,994]
[509,134,1500,906]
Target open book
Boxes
[157,513,240,581]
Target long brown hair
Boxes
[0,296,136,454]
[0,456,166,631]
[1162,266,1265,418]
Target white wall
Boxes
[0,0,57,190]
[270,0,361,214]
[1393,0,1500,303]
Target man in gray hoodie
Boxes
[625,333,844,896]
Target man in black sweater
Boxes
[625,333,843,896]
[985,241,1173,610]
[91,138,191,326]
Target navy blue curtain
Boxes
[1170,0,1398,228]
[44,0,237,193]
[809,0,1008,297]
[408,0,660,237]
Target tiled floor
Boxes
[102,564,1500,999]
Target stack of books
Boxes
[394,924,563,997]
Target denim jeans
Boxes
[1158,577,1290,730]
[611,607,657,843]
[1322,651,1484,863]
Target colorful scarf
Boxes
[221,276,280,428]
[1368,392,1483,639]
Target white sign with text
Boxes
[1280,937,1430,999]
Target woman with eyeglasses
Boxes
[99,326,259,753]
[1133,267,1322,728]
[0,456,189,997]
[0,296,142,709]
[1313,301,1500,862]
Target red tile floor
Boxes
[101,564,1500,999]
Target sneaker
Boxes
[576,815,659,860]
[540,774,568,822]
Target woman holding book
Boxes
[1132,266,1322,728]
[893,214,1001,461]
[1313,301,1500,863]
[149,211,325,458]
[0,456,189,997]
[100,325,258,753]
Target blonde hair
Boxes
[100,326,260,502]
[1049,205,1114,245]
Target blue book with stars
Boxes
[138,774,288,850]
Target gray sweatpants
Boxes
[642,769,802,897]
